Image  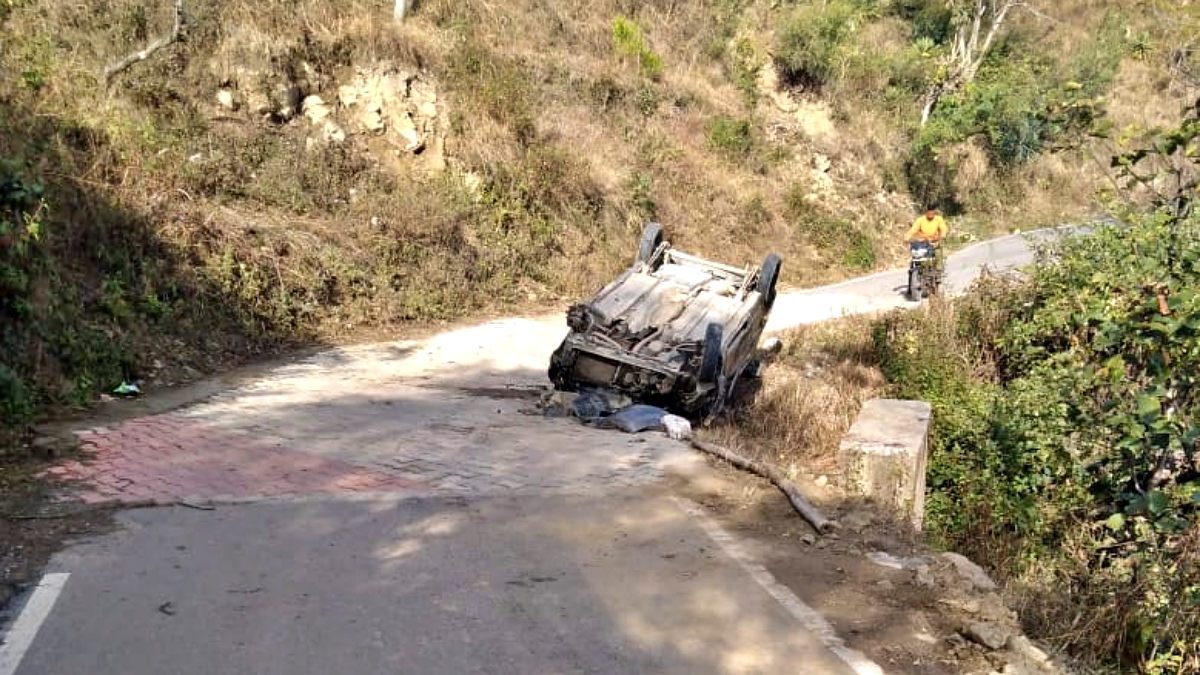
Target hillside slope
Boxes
[0,0,1190,433]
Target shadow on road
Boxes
[19,494,858,675]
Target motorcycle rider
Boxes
[905,207,948,246]
[904,207,948,293]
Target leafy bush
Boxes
[0,364,34,428]
[0,164,47,316]
[875,103,1200,674]
[874,210,1200,671]
[774,0,866,89]
[706,116,754,158]
[903,10,1124,203]
[612,16,664,81]
[841,231,876,270]
[728,38,762,106]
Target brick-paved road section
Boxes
[40,413,428,507]
[37,321,702,507]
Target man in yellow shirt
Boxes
[905,207,948,244]
[905,208,948,296]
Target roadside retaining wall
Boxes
[837,398,932,529]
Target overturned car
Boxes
[549,223,782,417]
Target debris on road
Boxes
[112,381,141,398]
[661,414,692,440]
[599,404,673,433]
[534,387,693,439]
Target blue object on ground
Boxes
[597,404,668,433]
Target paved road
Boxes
[2,224,1093,675]
[765,225,1086,332]
[12,496,858,675]
[7,323,875,675]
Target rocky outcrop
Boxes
[206,32,445,165]
[896,552,1073,675]
[333,65,442,157]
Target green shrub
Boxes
[841,231,876,270]
[912,15,1123,178]
[0,163,47,324]
[876,110,1200,669]
[886,0,953,43]
[774,0,865,88]
[444,37,537,144]
[706,116,754,158]
[0,364,34,428]
[728,38,762,106]
[628,172,656,220]
[612,16,664,81]
[873,211,1200,672]
[902,144,961,213]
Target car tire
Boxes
[757,253,782,308]
[548,341,572,390]
[637,222,664,264]
[698,322,723,383]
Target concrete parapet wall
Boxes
[837,398,932,529]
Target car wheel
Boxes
[757,253,782,308]
[637,222,664,264]
[743,359,762,379]
[548,342,572,389]
[698,322,723,383]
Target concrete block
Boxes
[837,398,932,529]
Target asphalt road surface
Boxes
[765,224,1087,333]
[10,495,862,675]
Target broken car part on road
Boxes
[549,223,782,418]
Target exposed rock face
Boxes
[302,95,332,125]
[216,89,238,110]
[335,65,442,157]
[964,621,1012,650]
[941,552,999,592]
[208,52,447,167]
[205,27,446,162]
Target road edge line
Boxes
[672,497,888,675]
[0,572,70,675]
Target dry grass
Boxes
[710,315,886,476]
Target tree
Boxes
[103,0,186,86]
[921,0,1025,125]
[395,0,407,22]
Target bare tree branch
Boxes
[103,0,185,86]
[689,437,835,534]
[921,0,1047,125]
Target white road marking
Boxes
[0,573,70,675]
[672,498,888,675]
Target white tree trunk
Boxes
[103,0,186,86]
[394,0,407,22]
[920,0,1024,125]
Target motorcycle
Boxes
[906,240,943,301]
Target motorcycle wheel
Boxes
[907,266,923,302]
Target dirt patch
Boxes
[668,460,1027,675]
[0,462,115,615]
